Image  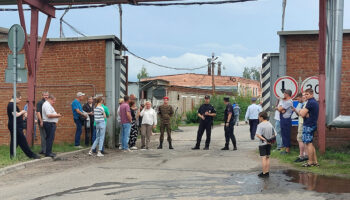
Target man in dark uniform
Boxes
[192,95,216,150]
[158,96,174,149]
[221,97,237,151]
[7,92,40,159]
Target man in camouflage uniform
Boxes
[157,96,174,149]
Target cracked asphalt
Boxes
[0,124,349,200]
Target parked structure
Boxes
[139,73,261,115]
[0,31,127,147]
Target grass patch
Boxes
[271,145,350,177]
[0,143,84,168]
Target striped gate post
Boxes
[261,53,271,111]
[120,56,128,98]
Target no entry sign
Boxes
[301,76,319,100]
[273,76,298,99]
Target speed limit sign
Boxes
[301,76,319,100]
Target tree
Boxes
[137,66,149,81]
[242,67,260,81]
[242,67,251,80]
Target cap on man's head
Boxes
[251,97,257,102]
[284,89,292,97]
[163,96,169,100]
[204,95,210,99]
[77,92,85,97]
[224,97,230,102]
[119,98,124,104]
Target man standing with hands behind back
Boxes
[192,95,216,150]
[221,97,237,151]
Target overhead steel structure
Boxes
[0,0,179,146]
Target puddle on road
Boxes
[284,170,350,193]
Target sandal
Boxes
[311,163,320,167]
[302,163,312,167]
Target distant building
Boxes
[139,73,261,115]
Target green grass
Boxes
[0,143,84,168]
[271,145,350,177]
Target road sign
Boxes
[7,54,25,69]
[291,100,300,126]
[5,69,28,83]
[301,76,319,100]
[8,24,25,53]
[273,76,298,99]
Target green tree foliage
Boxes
[242,67,261,81]
[137,66,149,81]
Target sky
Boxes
[1,0,350,82]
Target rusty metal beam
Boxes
[0,0,181,5]
[37,16,52,66]
[318,0,326,154]
[23,0,56,17]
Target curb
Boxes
[0,148,89,177]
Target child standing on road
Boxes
[256,111,276,178]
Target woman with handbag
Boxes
[83,97,95,146]
[89,97,106,157]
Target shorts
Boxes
[302,125,317,144]
[259,144,271,157]
[297,123,303,142]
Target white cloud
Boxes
[127,52,261,82]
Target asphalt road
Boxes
[0,124,349,200]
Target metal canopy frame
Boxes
[0,0,180,5]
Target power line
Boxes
[136,0,257,6]
[0,0,257,11]
[126,50,207,71]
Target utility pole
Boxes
[209,53,218,95]
[118,4,123,54]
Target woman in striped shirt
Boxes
[89,97,106,157]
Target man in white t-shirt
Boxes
[42,95,62,158]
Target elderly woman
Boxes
[140,101,157,150]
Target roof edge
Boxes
[278,29,350,36]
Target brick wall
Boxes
[0,40,106,146]
[285,34,350,148]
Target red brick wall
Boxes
[285,34,350,148]
[0,40,106,146]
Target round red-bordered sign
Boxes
[301,76,319,100]
[273,76,298,99]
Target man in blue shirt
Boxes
[300,88,319,167]
[72,92,87,147]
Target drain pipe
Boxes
[326,0,350,128]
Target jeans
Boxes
[74,118,83,146]
[121,123,131,150]
[280,116,292,148]
[275,120,283,149]
[91,121,106,151]
[43,122,57,156]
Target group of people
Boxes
[7,91,62,159]
[117,95,174,152]
[191,95,239,151]
[254,88,320,178]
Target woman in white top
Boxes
[140,101,157,149]
[89,97,106,157]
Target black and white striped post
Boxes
[120,56,128,98]
[261,53,271,111]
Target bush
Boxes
[185,109,199,124]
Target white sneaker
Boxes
[75,145,83,149]
[123,149,131,152]
[88,150,93,156]
[130,146,138,150]
[97,152,104,157]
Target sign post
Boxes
[301,76,319,100]
[7,24,25,158]
[273,76,299,99]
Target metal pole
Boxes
[12,26,18,158]
[118,4,123,54]
[211,53,215,95]
[281,0,287,31]
[318,0,327,154]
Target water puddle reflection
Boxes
[284,170,350,193]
